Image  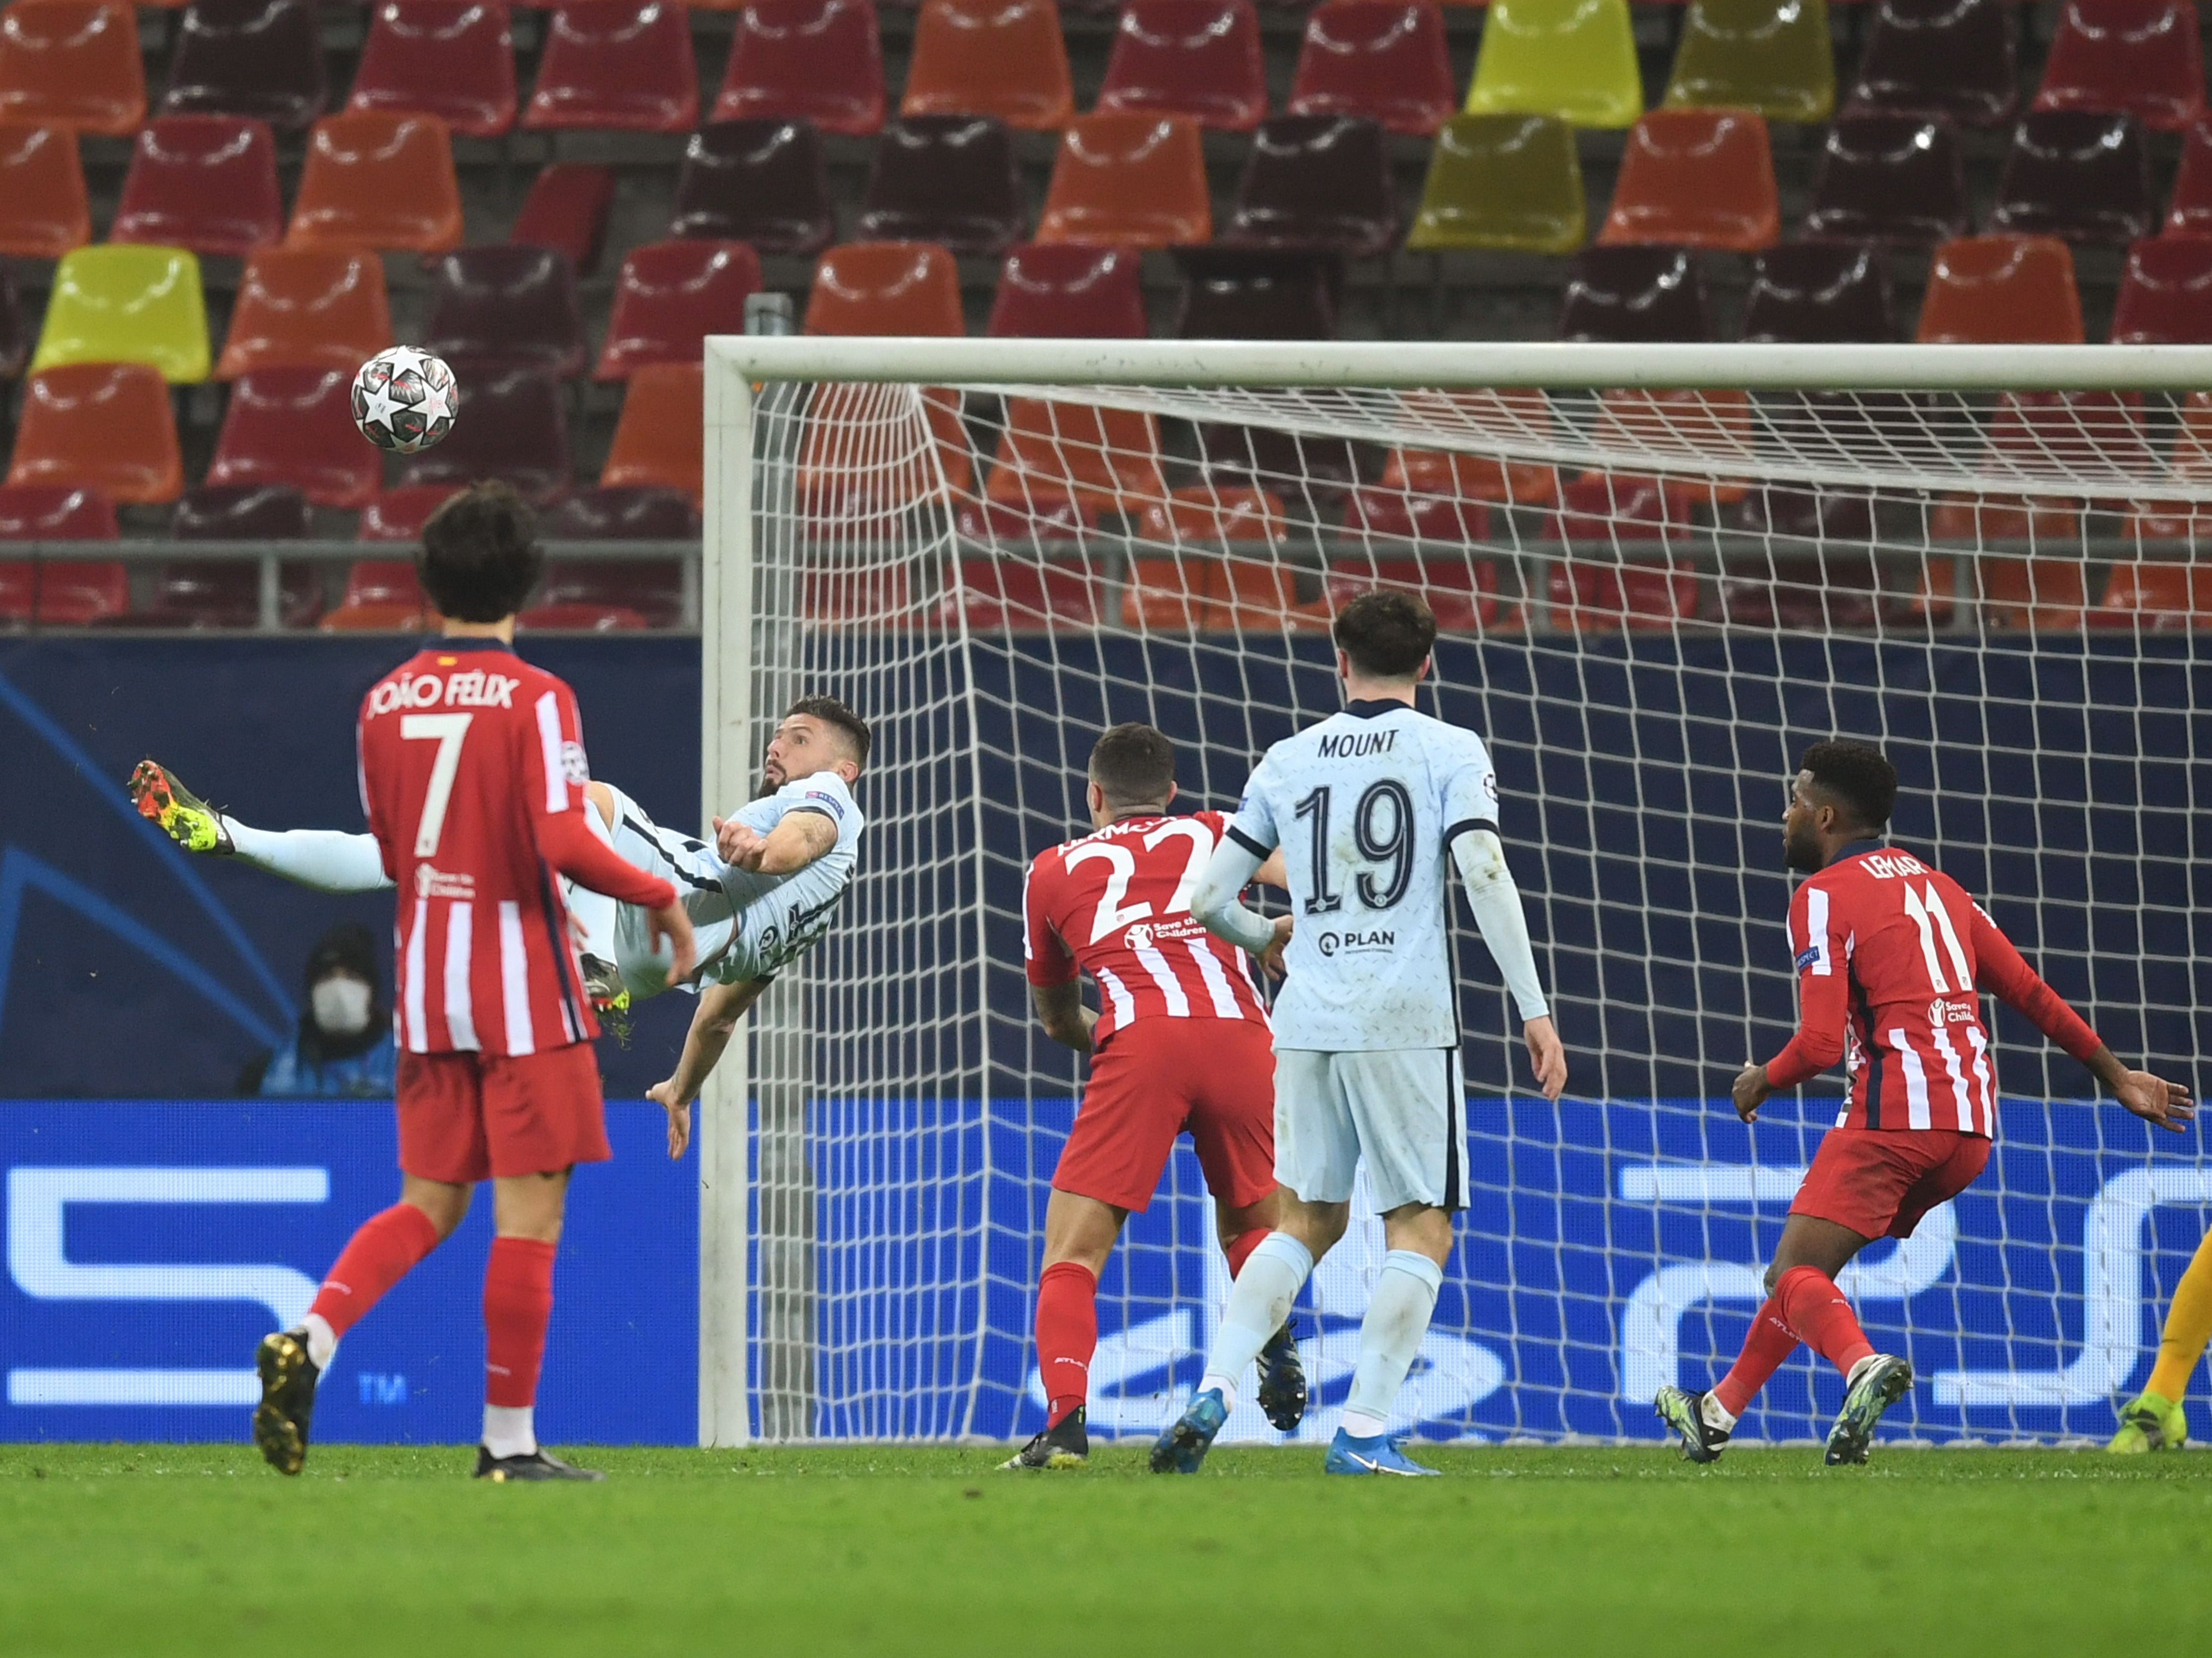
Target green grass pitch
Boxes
[5,1443,2212,1656]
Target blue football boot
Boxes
[1148,1388,1228,1474]
[1323,1428,1440,1477]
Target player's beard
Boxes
[1784,823,1824,873]
[756,763,784,797]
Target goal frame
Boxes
[698,337,2212,1448]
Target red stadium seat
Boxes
[1916,236,2082,344]
[1845,0,2016,128]
[1096,0,1266,132]
[0,483,121,625]
[2164,114,2212,236]
[0,1,145,136]
[1288,0,1455,137]
[206,367,380,510]
[510,163,615,270]
[286,114,463,254]
[1802,114,1968,248]
[396,366,571,505]
[1174,248,1336,339]
[110,116,282,258]
[669,120,834,256]
[216,248,392,380]
[1326,553,1500,632]
[937,557,1106,631]
[805,241,964,335]
[988,399,1162,513]
[987,244,1148,338]
[901,0,1072,132]
[523,1,697,134]
[712,0,883,135]
[857,116,1027,258]
[157,0,325,130]
[1987,111,2154,245]
[2092,561,2209,628]
[596,240,762,381]
[2111,237,2212,345]
[0,120,89,259]
[1223,114,1399,258]
[1741,243,1895,343]
[6,363,182,504]
[1559,246,1709,342]
[348,0,517,140]
[423,246,587,380]
[2033,0,2202,133]
[357,486,460,542]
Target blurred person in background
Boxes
[240,921,397,1098]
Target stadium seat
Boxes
[1197,422,1365,506]
[320,598,429,632]
[7,363,183,504]
[158,0,324,130]
[1548,561,1699,632]
[2093,561,2208,628]
[2167,116,2212,237]
[397,366,571,505]
[1801,115,1967,247]
[1975,557,2089,630]
[0,481,120,626]
[1035,114,1209,247]
[205,367,379,509]
[523,0,697,133]
[1174,248,1337,339]
[1928,391,2146,549]
[936,558,1106,631]
[1097,0,1265,132]
[1378,391,1559,507]
[1988,112,2155,245]
[1716,488,1889,629]
[2111,237,2212,345]
[805,241,964,336]
[1462,0,1641,129]
[1558,246,1709,342]
[0,265,21,379]
[1598,109,1777,252]
[711,0,883,135]
[1341,489,1491,545]
[856,117,1026,257]
[596,240,762,381]
[0,122,89,258]
[1326,554,1500,632]
[1740,242,1894,342]
[216,248,390,380]
[600,362,703,502]
[1916,236,2083,343]
[1663,0,1835,123]
[901,0,1072,132]
[286,114,463,254]
[1286,1,1457,138]
[347,0,517,140]
[669,120,834,256]
[546,485,699,541]
[31,245,209,384]
[541,497,691,627]
[1135,484,1286,548]
[987,399,1163,512]
[1844,0,2017,128]
[109,116,281,258]
[987,243,1148,337]
[1122,552,1331,633]
[510,164,614,271]
[2032,0,2201,133]
[952,497,1094,545]
[357,486,457,542]
[172,481,310,540]
[1405,112,1583,253]
[799,384,972,516]
[0,1,144,136]
[1553,472,1697,544]
[1222,115,1398,258]
[423,247,586,380]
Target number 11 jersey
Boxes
[358,637,602,1057]
[1226,699,1501,1052]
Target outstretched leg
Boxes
[2112,1228,2212,1451]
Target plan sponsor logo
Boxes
[1315,928,1395,957]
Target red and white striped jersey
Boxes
[1765,839,2102,1137]
[1024,810,1271,1048]
[358,638,673,1057]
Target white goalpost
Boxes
[699,337,2211,1449]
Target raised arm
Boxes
[717,808,836,876]
[1971,903,2193,1132]
[1450,828,1565,1100]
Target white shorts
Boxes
[598,786,741,993]
[1272,1047,1468,1213]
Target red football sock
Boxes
[1712,1294,1801,1418]
[1774,1264,1877,1377]
[483,1236,557,1409]
[307,1202,441,1339]
[1035,1261,1097,1427]
[1223,1228,1268,1279]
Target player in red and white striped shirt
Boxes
[251,483,695,1482]
[1658,740,2189,1467]
[1004,724,1303,1469]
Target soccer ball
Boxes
[351,346,458,455]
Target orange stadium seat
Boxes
[7,364,182,504]
[216,248,392,380]
[0,121,88,258]
[286,114,464,254]
[1598,108,1778,251]
[1035,113,1210,246]
[1916,235,2083,344]
[901,0,1072,132]
[600,363,704,502]
[0,0,144,136]
[804,240,964,335]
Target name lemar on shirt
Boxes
[1857,851,1929,880]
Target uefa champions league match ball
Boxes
[351,346,458,455]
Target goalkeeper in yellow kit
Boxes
[2111,1241,2212,1452]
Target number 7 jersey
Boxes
[357,638,602,1056]
[1023,810,1271,1046]
[1226,700,1501,1052]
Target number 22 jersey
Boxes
[1226,700,1501,1052]
[1766,839,2103,1136]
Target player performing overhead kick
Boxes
[1153,591,1567,1478]
[1006,723,1305,1471]
[130,695,872,1156]
[1655,740,2191,1468]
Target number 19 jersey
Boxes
[1227,700,1500,1052]
[357,637,598,1057]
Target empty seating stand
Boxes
[158,0,325,130]
[0,122,90,258]
[217,248,391,378]
[524,0,698,133]
[1223,115,1398,258]
[1288,1,1457,138]
[0,1,146,136]
[1846,0,2017,128]
[1599,109,1777,252]
[987,243,1148,337]
[597,240,763,379]
[2033,0,2203,133]
[1664,0,1835,123]
[1463,0,1641,129]
[348,0,517,140]
[1037,114,1209,246]
[287,114,463,253]
[1988,112,2154,245]
[423,246,588,380]
[1917,236,2083,343]
[902,0,1072,132]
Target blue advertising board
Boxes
[6,1095,2202,1447]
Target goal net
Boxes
[700,339,2207,1449]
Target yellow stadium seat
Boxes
[1663,0,1836,124]
[1407,113,1586,252]
[29,243,209,383]
[1463,0,1641,130]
